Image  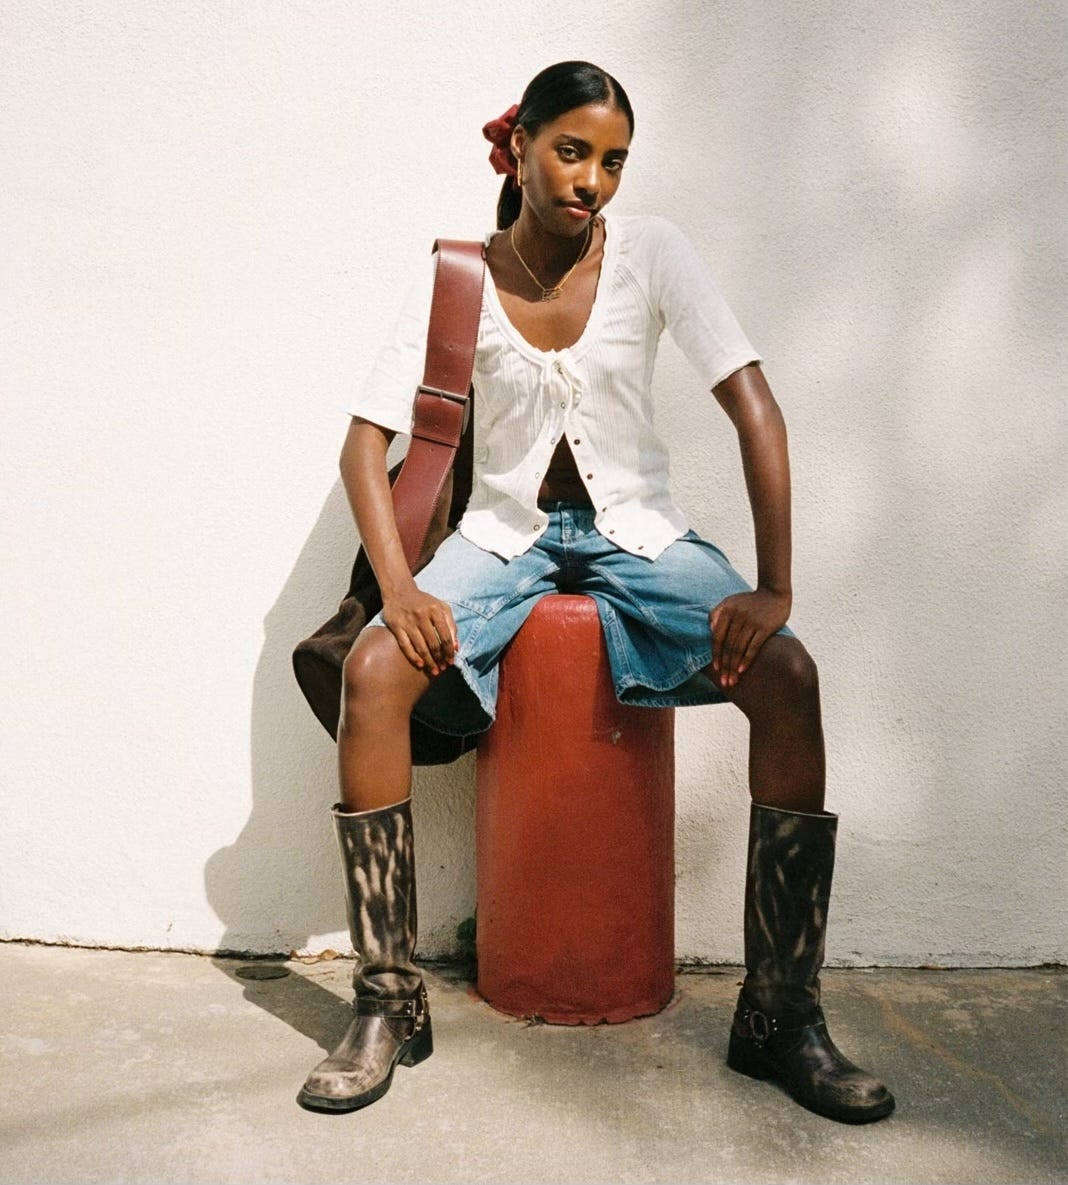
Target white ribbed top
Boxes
[350,212,760,560]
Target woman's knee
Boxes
[743,636,820,708]
[341,630,424,722]
[773,637,819,699]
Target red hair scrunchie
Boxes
[482,103,519,177]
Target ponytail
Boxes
[496,177,522,230]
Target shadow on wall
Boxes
[202,479,476,1050]
[648,3,1067,964]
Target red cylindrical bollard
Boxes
[475,594,675,1024]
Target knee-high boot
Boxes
[726,803,895,1124]
[297,798,432,1113]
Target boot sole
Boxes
[727,1031,895,1125]
[296,1019,433,1114]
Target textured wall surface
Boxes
[2,1,1065,965]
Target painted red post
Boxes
[475,594,676,1024]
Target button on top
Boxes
[573,438,581,445]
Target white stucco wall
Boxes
[2,1,1064,967]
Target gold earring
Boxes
[516,158,524,188]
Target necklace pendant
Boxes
[540,288,561,302]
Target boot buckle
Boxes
[747,1009,772,1045]
[412,984,430,1034]
[739,1002,781,1046]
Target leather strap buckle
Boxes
[416,384,471,434]
[747,1008,772,1045]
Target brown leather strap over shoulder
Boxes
[390,239,485,569]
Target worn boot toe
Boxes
[297,1012,426,1113]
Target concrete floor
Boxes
[0,943,1064,1185]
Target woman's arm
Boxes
[708,362,793,689]
[340,417,457,675]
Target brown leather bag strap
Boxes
[390,239,485,569]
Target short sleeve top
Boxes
[350,212,760,560]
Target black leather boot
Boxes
[297,798,433,1113]
[726,803,895,1124]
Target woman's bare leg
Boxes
[712,635,826,813]
[338,628,433,812]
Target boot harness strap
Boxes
[356,996,424,1019]
[737,1001,827,1047]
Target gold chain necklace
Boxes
[510,221,592,302]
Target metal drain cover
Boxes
[235,963,290,981]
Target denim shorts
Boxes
[368,504,792,739]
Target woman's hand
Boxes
[381,586,459,677]
[709,587,791,689]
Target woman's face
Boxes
[511,102,632,238]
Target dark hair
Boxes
[496,61,635,230]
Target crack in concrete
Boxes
[868,988,1060,1140]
